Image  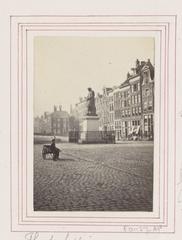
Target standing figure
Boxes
[86,88,97,116]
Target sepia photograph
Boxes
[8,12,178,235]
[33,36,155,212]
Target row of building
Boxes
[71,59,154,140]
[34,58,154,140]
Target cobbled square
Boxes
[34,142,153,211]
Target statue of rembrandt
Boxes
[86,88,97,116]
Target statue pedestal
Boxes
[79,116,102,143]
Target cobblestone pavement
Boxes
[34,142,153,211]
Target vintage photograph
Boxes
[33,36,154,211]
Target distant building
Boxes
[72,98,87,120]
[34,116,44,134]
[70,97,87,131]
[34,105,69,136]
[51,105,69,136]
[34,112,51,135]
[95,87,113,131]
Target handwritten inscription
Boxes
[25,226,163,240]
[121,225,162,232]
[25,232,93,240]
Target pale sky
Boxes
[34,36,154,117]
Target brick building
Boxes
[141,60,154,139]
[69,58,154,141]
[113,59,154,140]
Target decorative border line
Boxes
[24,24,165,222]
[10,15,176,233]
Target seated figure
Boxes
[50,138,60,160]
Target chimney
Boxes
[131,67,136,75]
[127,72,131,79]
[54,105,57,112]
[70,104,73,115]
[141,61,145,66]
[136,59,140,67]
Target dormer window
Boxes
[145,89,150,96]
[142,70,151,85]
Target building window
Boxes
[151,115,153,124]
[139,107,141,114]
[135,107,138,115]
[138,82,140,91]
[143,71,149,84]
[144,115,148,123]
[138,94,141,103]
[131,85,134,93]
[144,102,147,110]
[135,95,138,104]
[145,89,150,96]
[133,83,137,92]
[124,91,129,98]
[132,108,135,115]
[148,100,153,110]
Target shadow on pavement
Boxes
[55,158,75,162]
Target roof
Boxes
[141,62,154,80]
[51,110,69,118]
[120,79,130,88]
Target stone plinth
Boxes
[79,116,102,143]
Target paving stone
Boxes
[34,142,153,211]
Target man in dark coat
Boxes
[50,138,60,160]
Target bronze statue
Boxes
[86,88,97,116]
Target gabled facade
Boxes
[141,61,154,140]
[71,58,154,140]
